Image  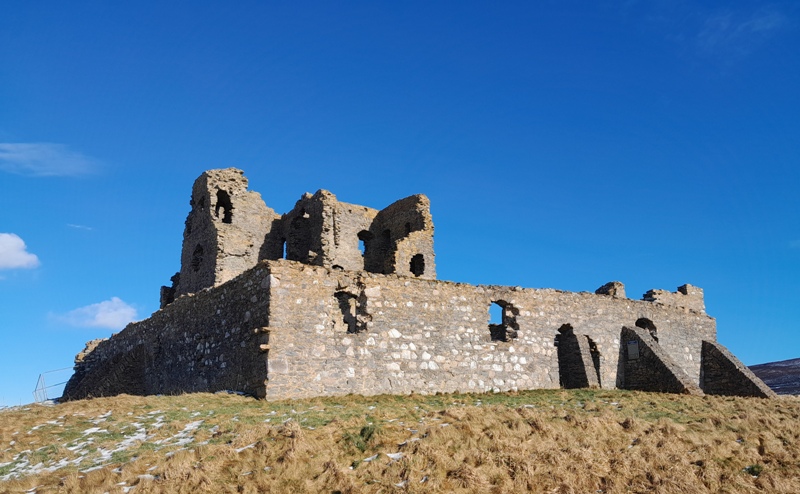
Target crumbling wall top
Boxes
[596,281,626,298]
[643,284,705,313]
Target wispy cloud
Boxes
[0,143,99,177]
[697,9,787,57]
[56,297,138,330]
[618,3,790,63]
[0,233,40,270]
[67,224,94,231]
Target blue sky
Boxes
[1,1,798,406]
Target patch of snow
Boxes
[236,443,257,453]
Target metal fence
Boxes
[32,367,72,403]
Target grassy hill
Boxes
[1,390,799,493]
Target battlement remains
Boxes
[643,284,705,313]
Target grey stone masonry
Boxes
[162,168,278,307]
[643,284,705,313]
[556,326,600,389]
[63,169,775,401]
[595,281,626,299]
[620,326,703,395]
[65,265,272,400]
[701,341,777,398]
[161,168,436,308]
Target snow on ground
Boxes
[0,410,207,481]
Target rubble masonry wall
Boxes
[263,261,715,399]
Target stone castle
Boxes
[63,168,774,401]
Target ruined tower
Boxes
[270,190,436,278]
[160,168,278,307]
[161,169,436,308]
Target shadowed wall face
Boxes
[556,325,601,389]
[701,341,776,398]
[619,327,702,395]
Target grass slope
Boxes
[1,390,799,493]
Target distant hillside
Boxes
[750,358,800,395]
[1,390,800,493]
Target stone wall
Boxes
[556,327,601,389]
[162,168,278,306]
[66,266,272,400]
[369,194,435,279]
[161,170,437,308]
[619,326,702,395]
[67,259,725,402]
[643,284,705,313]
[261,261,716,400]
[701,341,776,398]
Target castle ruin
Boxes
[63,168,774,400]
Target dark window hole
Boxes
[410,254,424,277]
[215,189,233,223]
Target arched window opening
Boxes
[635,318,658,342]
[332,265,343,271]
[410,254,425,277]
[357,230,372,256]
[488,301,519,342]
[191,244,204,272]
[489,303,503,325]
[281,238,287,259]
[215,190,233,223]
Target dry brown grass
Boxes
[1,390,799,493]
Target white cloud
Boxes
[58,297,138,330]
[0,233,40,270]
[0,142,98,177]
